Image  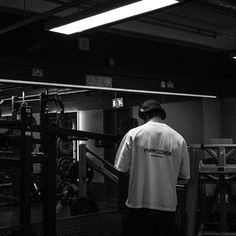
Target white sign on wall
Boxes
[86,75,112,88]
[112,98,123,108]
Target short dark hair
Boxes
[142,109,163,120]
[138,100,166,120]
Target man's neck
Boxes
[145,117,163,123]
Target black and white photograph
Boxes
[0,0,235,235]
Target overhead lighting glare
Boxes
[0,78,217,99]
[229,51,236,60]
[49,0,179,35]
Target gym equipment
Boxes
[85,148,118,184]
[182,144,236,236]
[55,161,95,214]
[197,144,236,235]
[58,114,73,129]
[57,138,73,156]
[172,145,200,236]
[69,161,94,184]
[0,105,36,235]
[0,92,118,236]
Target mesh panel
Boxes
[0,211,123,236]
[32,222,43,236]
[56,211,123,236]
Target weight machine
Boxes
[198,144,236,236]
[0,92,118,235]
[0,105,42,235]
[182,144,236,236]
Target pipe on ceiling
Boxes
[208,0,236,11]
[0,0,80,34]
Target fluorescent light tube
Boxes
[49,0,179,35]
[0,78,217,99]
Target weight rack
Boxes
[0,105,39,235]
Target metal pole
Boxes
[78,144,87,198]
[11,96,18,120]
[42,131,57,236]
[185,146,199,236]
[40,93,56,236]
[19,105,32,235]
[218,147,227,232]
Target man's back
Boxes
[115,121,189,211]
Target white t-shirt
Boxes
[114,121,190,211]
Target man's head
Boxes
[138,100,166,122]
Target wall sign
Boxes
[112,98,123,108]
[86,75,112,88]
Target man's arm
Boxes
[114,132,131,174]
[179,140,191,180]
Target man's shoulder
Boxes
[165,125,185,141]
[128,124,145,135]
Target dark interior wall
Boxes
[202,98,221,143]
[132,98,228,146]
[0,29,226,78]
[132,100,204,144]
[221,98,236,142]
[0,31,231,97]
[163,101,204,144]
[0,52,219,96]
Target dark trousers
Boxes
[122,208,176,236]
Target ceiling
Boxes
[0,0,235,52]
[0,0,235,99]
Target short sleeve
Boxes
[114,132,132,173]
[179,140,190,179]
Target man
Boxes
[114,100,190,236]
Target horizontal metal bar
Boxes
[0,151,13,155]
[0,89,89,104]
[15,98,40,103]
[61,136,88,141]
[200,170,236,174]
[203,144,236,148]
[0,183,13,188]
[32,125,117,142]
[202,232,236,236]
[191,144,236,149]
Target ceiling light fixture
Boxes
[229,51,236,60]
[0,78,216,99]
[49,0,180,35]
